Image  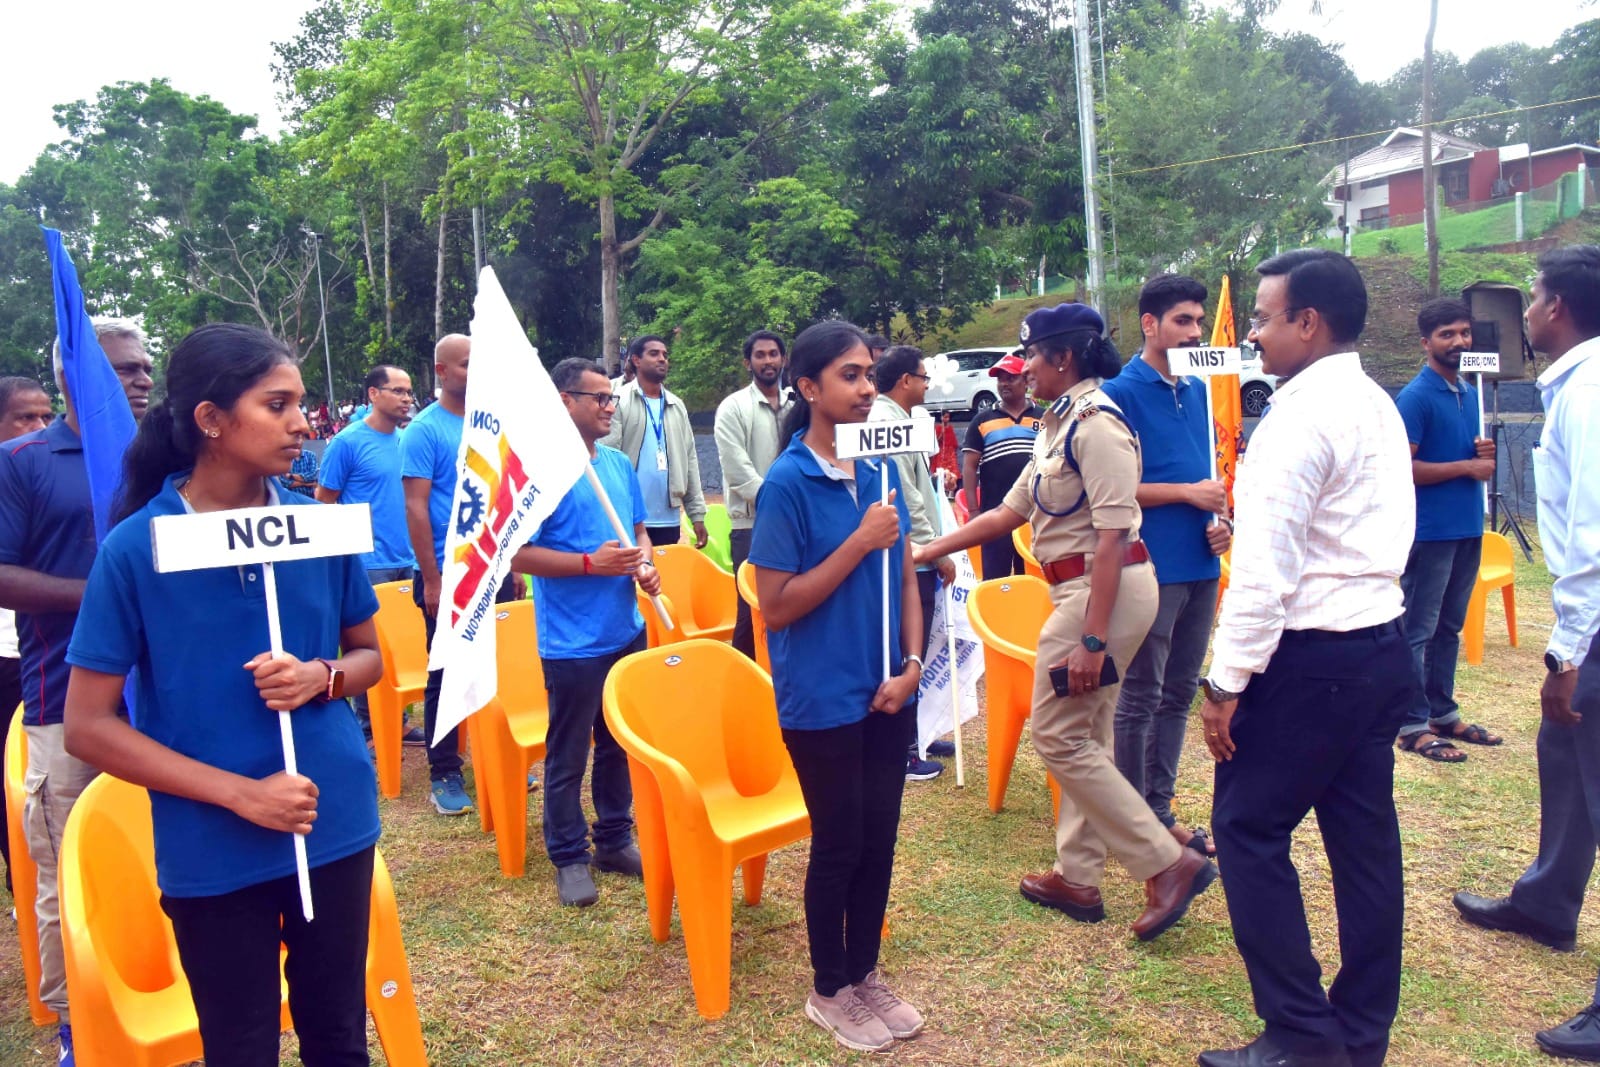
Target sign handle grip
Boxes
[584,465,673,631]
[261,561,315,923]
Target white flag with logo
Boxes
[916,487,985,757]
[430,267,589,744]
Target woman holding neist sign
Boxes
[749,321,924,1054]
[914,303,1219,940]
[63,323,384,1066]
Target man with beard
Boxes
[1393,298,1502,764]
[715,330,791,659]
[603,335,708,549]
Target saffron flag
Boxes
[42,228,137,542]
[1209,273,1244,512]
[916,488,984,758]
[429,267,590,744]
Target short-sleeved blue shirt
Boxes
[1100,357,1221,584]
[529,446,648,660]
[1395,363,1483,542]
[319,419,416,571]
[399,401,464,568]
[67,477,381,898]
[750,432,912,731]
[0,419,98,726]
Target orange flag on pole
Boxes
[1210,273,1244,513]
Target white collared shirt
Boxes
[1211,352,1415,693]
[1535,334,1600,666]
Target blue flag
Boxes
[43,227,138,542]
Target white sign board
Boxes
[151,503,374,573]
[835,417,938,460]
[1169,346,1243,377]
[1460,351,1501,374]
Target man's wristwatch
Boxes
[1081,634,1107,653]
[1200,676,1243,704]
[317,658,346,700]
[1545,651,1577,675]
[903,654,924,674]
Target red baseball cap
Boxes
[989,353,1027,377]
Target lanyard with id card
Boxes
[645,395,669,472]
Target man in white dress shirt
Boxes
[1196,249,1416,1067]
[1451,244,1600,1062]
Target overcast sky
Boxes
[1,0,1587,184]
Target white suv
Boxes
[923,347,1014,416]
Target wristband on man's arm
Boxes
[582,552,593,575]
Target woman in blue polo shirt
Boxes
[750,321,924,1054]
[63,323,384,1066]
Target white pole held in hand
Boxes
[944,580,965,787]
[261,561,316,922]
[585,465,674,630]
[880,463,891,682]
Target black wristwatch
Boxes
[1200,676,1243,704]
[1545,651,1577,675]
[1081,634,1107,653]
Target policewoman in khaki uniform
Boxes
[914,303,1218,941]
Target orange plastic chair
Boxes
[966,576,1061,817]
[58,775,427,1067]
[602,640,810,1020]
[1012,524,1044,582]
[463,601,550,877]
[5,703,56,1025]
[734,561,772,674]
[1464,531,1519,665]
[650,544,736,643]
[369,580,428,798]
[637,590,684,648]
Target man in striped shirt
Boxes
[959,351,1042,579]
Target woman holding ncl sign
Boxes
[749,320,925,1054]
[63,322,384,1066]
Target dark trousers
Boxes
[1212,620,1411,1060]
[783,708,912,996]
[413,571,520,780]
[0,654,17,892]
[1397,537,1481,736]
[161,846,374,1067]
[907,570,938,758]
[646,524,681,546]
[541,632,646,867]
[730,527,755,659]
[1506,650,1600,1002]
[979,520,1023,581]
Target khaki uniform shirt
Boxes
[1002,378,1143,562]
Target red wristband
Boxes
[582,552,593,575]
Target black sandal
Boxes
[1184,827,1216,858]
[1398,732,1467,763]
[1442,722,1503,746]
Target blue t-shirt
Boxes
[0,419,98,726]
[749,433,912,731]
[319,419,416,571]
[1100,356,1221,584]
[66,477,381,898]
[637,394,678,527]
[1395,363,1484,542]
[529,446,648,660]
[399,401,465,568]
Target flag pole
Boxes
[944,580,964,787]
[584,466,673,630]
[260,561,315,923]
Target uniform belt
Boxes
[1041,541,1150,584]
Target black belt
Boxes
[1279,618,1403,645]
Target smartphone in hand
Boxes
[1049,655,1119,698]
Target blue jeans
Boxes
[1398,537,1480,737]
[1112,578,1218,828]
[352,567,416,728]
[540,631,646,868]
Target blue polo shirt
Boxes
[528,446,648,661]
[399,401,464,569]
[1395,363,1483,542]
[67,477,381,898]
[0,419,98,727]
[750,432,912,731]
[1100,356,1221,585]
[319,419,416,571]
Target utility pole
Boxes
[306,230,337,407]
[1071,0,1105,314]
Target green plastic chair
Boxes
[698,504,733,572]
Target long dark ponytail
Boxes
[115,323,294,522]
[780,320,871,440]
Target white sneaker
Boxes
[856,969,925,1038]
[805,985,895,1052]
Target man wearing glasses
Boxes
[317,365,421,743]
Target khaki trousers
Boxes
[1030,562,1181,885]
[23,723,100,1021]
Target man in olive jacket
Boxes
[601,334,708,547]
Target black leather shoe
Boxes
[1452,891,1576,951]
[1536,1004,1600,1061]
[1197,1034,1352,1067]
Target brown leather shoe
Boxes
[1132,848,1217,941]
[1019,870,1105,922]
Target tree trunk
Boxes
[1421,0,1440,297]
[433,203,447,397]
[599,190,622,376]
[357,197,378,318]
[382,182,394,351]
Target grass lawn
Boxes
[0,545,1585,1065]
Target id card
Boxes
[656,450,669,472]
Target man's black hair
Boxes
[1255,249,1368,345]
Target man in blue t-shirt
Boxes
[1394,298,1502,763]
[512,358,662,908]
[318,364,420,742]
[1100,275,1232,856]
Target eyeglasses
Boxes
[1247,307,1303,332]
[376,386,415,398]
[564,390,620,408]
[906,373,931,382]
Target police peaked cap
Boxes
[1018,303,1106,348]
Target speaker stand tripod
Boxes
[1486,378,1534,561]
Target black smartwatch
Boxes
[1081,634,1107,653]
[1200,676,1243,704]
[1545,651,1577,675]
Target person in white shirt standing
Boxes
[1197,249,1415,1067]
[714,330,791,660]
[1451,244,1600,1063]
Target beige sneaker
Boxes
[856,970,926,1038]
[805,984,895,1052]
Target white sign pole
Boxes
[943,581,964,786]
[260,560,316,922]
[880,463,891,682]
[1461,352,1500,520]
[584,466,673,631]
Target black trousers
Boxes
[783,708,912,996]
[646,524,681,546]
[1212,620,1411,1061]
[0,654,17,892]
[161,846,375,1067]
[980,531,1023,582]
[729,528,755,660]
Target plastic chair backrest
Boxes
[701,505,734,572]
[372,580,427,685]
[605,639,784,799]
[968,575,1051,662]
[6,703,56,1025]
[652,544,734,635]
[493,600,546,728]
[1481,531,1514,577]
[734,561,771,672]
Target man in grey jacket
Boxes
[714,330,791,658]
[602,335,708,548]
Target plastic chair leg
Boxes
[481,708,533,879]
[987,676,1029,813]
[366,855,428,1067]
[1463,585,1488,666]
[1502,584,1518,648]
[465,714,494,835]
[676,855,736,1020]
[1048,774,1062,823]
[630,764,675,944]
[369,688,404,799]
[739,854,768,906]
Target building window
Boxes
[1359,204,1389,230]
[1443,168,1469,203]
